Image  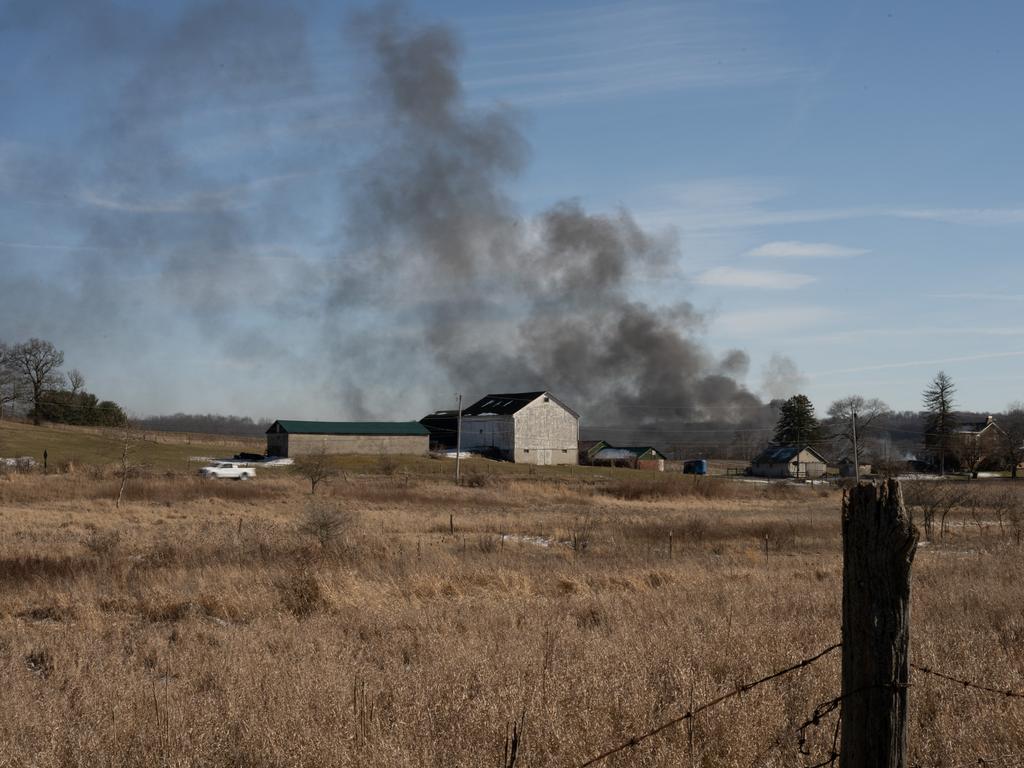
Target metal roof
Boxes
[267,420,429,436]
[593,446,666,461]
[752,445,828,465]
[462,391,579,418]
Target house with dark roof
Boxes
[952,415,1006,472]
[266,420,429,458]
[459,391,579,465]
[750,445,828,479]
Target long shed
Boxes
[266,420,429,458]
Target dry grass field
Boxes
[0,459,1022,767]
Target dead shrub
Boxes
[16,605,72,622]
[758,522,797,552]
[570,513,597,554]
[574,603,604,629]
[461,470,490,488]
[141,599,194,623]
[84,529,121,559]
[274,570,326,617]
[0,554,95,585]
[477,533,500,553]
[602,476,736,501]
[377,453,399,476]
[299,500,352,549]
[679,516,710,543]
[24,648,53,679]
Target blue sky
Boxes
[1,1,1022,419]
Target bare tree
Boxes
[0,343,21,420]
[8,339,65,426]
[922,371,958,475]
[903,481,968,542]
[1001,403,1024,480]
[66,368,85,395]
[292,445,339,494]
[827,395,889,465]
[115,420,138,509]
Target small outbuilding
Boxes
[266,420,429,458]
[591,445,667,471]
[750,445,828,479]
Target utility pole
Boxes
[852,411,860,482]
[455,393,463,485]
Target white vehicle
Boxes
[198,461,255,480]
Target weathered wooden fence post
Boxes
[841,479,918,768]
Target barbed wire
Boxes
[911,663,1024,699]
[575,642,841,768]
[913,751,1024,768]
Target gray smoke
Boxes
[342,8,762,422]
[760,353,807,401]
[0,0,319,359]
[1,2,784,422]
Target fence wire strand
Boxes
[911,663,1024,699]
[576,642,841,768]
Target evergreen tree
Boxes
[922,371,958,475]
[773,394,822,446]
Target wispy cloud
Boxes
[641,178,1024,233]
[0,241,113,252]
[810,350,1024,377]
[716,306,839,337]
[804,326,1024,343]
[747,240,868,258]
[462,3,798,107]
[77,170,328,214]
[930,293,1024,302]
[695,266,816,290]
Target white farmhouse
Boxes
[459,391,579,465]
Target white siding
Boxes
[512,396,578,465]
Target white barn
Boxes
[459,391,579,465]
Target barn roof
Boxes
[462,391,579,418]
[267,420,428,436]
[593,445,666,461]
[752,444,828,465]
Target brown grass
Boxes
[0,472,1022,766]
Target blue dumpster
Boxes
[682,459,708,475]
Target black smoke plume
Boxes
[342,8,762,422]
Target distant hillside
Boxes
[0,420,260,470]
[134,413,272,437]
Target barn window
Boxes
[543,396,550,402]
[524,449,530,453]
[562,449,567,453]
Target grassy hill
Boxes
[0,419,253,471]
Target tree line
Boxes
[0,338,126,427]
[770,371,1024,477]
